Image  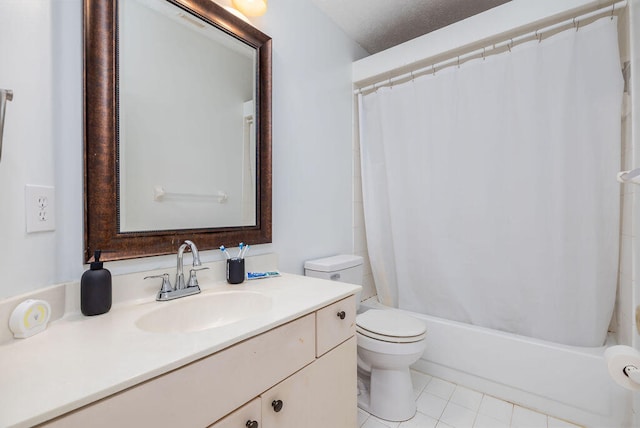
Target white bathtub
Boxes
[361,299,631,427]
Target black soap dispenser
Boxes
[81,250,112,316]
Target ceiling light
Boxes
[231,0,267,17]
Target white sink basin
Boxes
[135,291,273,333]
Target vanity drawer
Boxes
[40,314,315,428]
[315,295,356,356]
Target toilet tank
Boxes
[304,254,364,285]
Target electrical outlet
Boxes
[25,185,56,233]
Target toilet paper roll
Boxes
[605,345,640,391]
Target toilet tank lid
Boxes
[304,254,363,272]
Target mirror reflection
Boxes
[118,0,257,232]
[84,0,271,262]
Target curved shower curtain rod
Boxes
[354,0,627,94]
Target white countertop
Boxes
[0,273,360,428]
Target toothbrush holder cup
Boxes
[226,258,245,284]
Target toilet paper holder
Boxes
[606,345,640,391]
[617,168,640,184]
[623,365,640,382]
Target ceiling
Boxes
[310,0,511,54]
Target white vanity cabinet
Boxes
[39,295,357,428]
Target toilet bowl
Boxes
[304,255,427,423]
[356,309,427,421]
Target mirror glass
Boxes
[83,0,272,262]
[119,0,257,232]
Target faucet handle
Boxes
[188,267,209,288]
[144,273,173,293]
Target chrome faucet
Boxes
[145,240,208,301]
[176,240,201,290]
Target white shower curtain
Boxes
[359,17,623,347]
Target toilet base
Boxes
[357,367,417,422]
[357,374,372,413]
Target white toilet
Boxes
[304,255,427,422]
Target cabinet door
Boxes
[261,336,356,428]
[209,398,260,428]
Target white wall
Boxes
[0,0,367,300]
[0,1,68,300]
[629,0,640,424]
[252,0,368,272]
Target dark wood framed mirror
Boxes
[84,0,272,262]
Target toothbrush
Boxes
[237,242,245,259]
[241,244,250,259]
[219,245,231,259]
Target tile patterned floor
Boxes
[358,371,584,428]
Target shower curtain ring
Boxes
[482,47,486,60]
[573,17,579,31]
[432,65,436,75]
[508,39,513,52]
[611,3,615,19]
[457,56,460,68]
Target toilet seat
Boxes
[356,309,426,343]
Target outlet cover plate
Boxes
[25,185,56,233]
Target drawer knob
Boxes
[272,399,284,412]
[337,311,346,320]
[246,420,259,428]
